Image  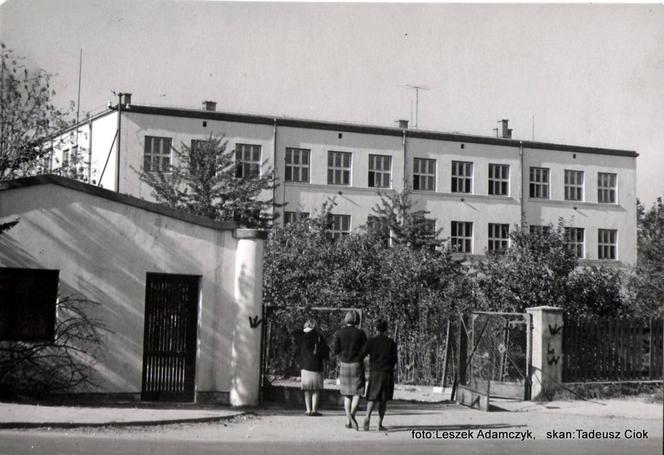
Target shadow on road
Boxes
[384,422,528,434]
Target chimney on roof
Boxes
[397,119,409,129]
[203,101,217,112]
[120,93,132,106]
[499,119,512,139]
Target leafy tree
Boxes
[367,188,444,249]
[137,134,278,228]
[476,224,578,312]
[263,201,473,384]
[0,42,68,181]
[626,198,664,316]
[565,266,627,318]
[476,223,626,316]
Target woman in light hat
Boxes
[294,319,329,416]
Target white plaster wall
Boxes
[0,183,238,394]
[118,112,275,202]
[523,148,637,264]
[90,112,119,190]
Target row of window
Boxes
[530,168,617,203]
[143,137,619,203]
[284,211,619,260]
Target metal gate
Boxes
[454,311,532,411]
[141,273,200,402]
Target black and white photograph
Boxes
[0,1,662,454]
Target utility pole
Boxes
[75,49,82,152]
[405,84,429,129]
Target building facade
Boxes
[50,96,638,265]
[0,175,266,405]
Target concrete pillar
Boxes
[526,306,564,400]
[230,229,267,407]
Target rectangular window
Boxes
[413,158,436,191]
[0,268,59,341]
[327,214,351,239]
[488,223,510,253]
[451,161,473,193]
[283,211,310,224]
[62,148,70,168]
[529,225,552,235]
[598,229,617,260]
[368,154,392,188]
[564,170,584,201]
[144,136,172,172]
[488,164,510,196]
[327,151,351,185]
[285,148,310,183]
[565,227,585,259]
[598,172,617,203]
[451,221,473,253]
[529,167,550,199]
[366,215,390,246]
[235,143,262,179]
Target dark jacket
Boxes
[332,326,367,363]
[361,334,398,372]
[294,330,329,372]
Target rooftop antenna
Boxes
[405,84,429,128]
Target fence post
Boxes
[526,306,564,400]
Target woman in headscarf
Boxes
[332,310,367,430]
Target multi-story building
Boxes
[50,94,638,265]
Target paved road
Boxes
[0,400,660,454]
[0,431,660,455]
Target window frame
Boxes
[327,214,352,239]
[235,143,262,179]
[488,163,510,196]
[598,228,618,260]
[451,160,473,194]
[564,227,585,259]
[285,147,310,183]
[368,154,392,188]
[0,268,59,342]
[598,172,617,204]
[283,210,310,224]
[144,136,173,173]
[451,221,473,253]
[529,225,552,235]
[529,167,550,199]
[413,158,436,192]
[488,223,510,253]
[564,169,584,201]
[327,151,352,186]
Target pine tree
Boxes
[367,188,444,249]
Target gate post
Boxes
[526,306,563,400]
[230,229,267,407]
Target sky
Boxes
[1,1,663,206]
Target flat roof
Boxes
[0,175,239,233]
[110,104,638,158]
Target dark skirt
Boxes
[339,361,365,396]
[365,370,394,401]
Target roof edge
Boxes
[113,104,638,158]
[0,175,238,232]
